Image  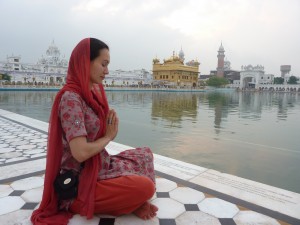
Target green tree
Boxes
[206,76,229,87]
[0,73,11,81]
[273,77,284,84]
[287,76,298,84]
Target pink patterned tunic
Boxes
[58,91,155,184]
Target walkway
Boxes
[0,109,299,225]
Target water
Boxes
[0,90,299,193]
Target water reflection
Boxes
[0,91,57,122]
[151,92,197,128]
[207,92,232,134]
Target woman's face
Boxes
[89,48,110,87]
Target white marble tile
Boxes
[198,198,239,218]
[24,149,45,155]
[0,185,13,198]
[30,139,47,143]
[10,177,44,190]
[0,209,32,225]
[153,154,207,180]
[0,147,15,153]
[21,186,43,202]
[23,136,39,140]
[9,141,29,146]
[151,198,185,219]
[0,196,25,215]
[233,211,280,225]
[107,148,123,155]
[5,138,24,143]
[6,157,28,163]
[18,133,35,137]
[37,142,47,147]
[68,214,100,225]
[0,144,9,148]
[0,152,23,158]
[1,135,17,139]
[175,211,221,225]
[106,141,134,153]
[16,144,36,150]
[169,187,205,204]
[14,131,28,135]
[115,214,159,225]
[0,159,45,180]
[31,153,47,158]
[190,169,300,219]
[155,178,177,192]
[0,111,49,132]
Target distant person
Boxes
[31,38,158,225]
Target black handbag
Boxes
[54,170,79,200]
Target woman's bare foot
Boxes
[133,202,158,220]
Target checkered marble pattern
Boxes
[0,175,286,225]
[0,117,47,165]
[0,111,299,225]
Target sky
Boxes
[0,0,299,76]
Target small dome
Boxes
[153,57,160,64]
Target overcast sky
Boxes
[0,0,299,76]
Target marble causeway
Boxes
[0,109,299,225]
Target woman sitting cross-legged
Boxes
[31,38,158,225]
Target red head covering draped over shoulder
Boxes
[31,38,109,224]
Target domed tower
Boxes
[217,42,225,77]
[152,56,160,64]
[179,47,185,62]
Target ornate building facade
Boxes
[239,65,274,89]
[0,40,68,85]
[152,50,200,87]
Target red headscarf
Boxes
[31,38,109,224]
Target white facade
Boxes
[0,41,68,85]
[239,65,274,89]
[104,69,153,86]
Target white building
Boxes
[0,40,68,85]
[103,69,153,86]
[239,65,274,89]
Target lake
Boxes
[0,90,299,193]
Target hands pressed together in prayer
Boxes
[105,109,119,141]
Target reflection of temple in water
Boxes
[238,92,262,119]
[237,92,299,121]
[151,92,198,124]
[274,93,299,120]
[207,92,231,134]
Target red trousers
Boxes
[70,175,155,216]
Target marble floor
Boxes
[0,109,299,225]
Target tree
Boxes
[206,76,229,87]
[273,77,284,84]
[287,76,298,84]
[0,73,11,81]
